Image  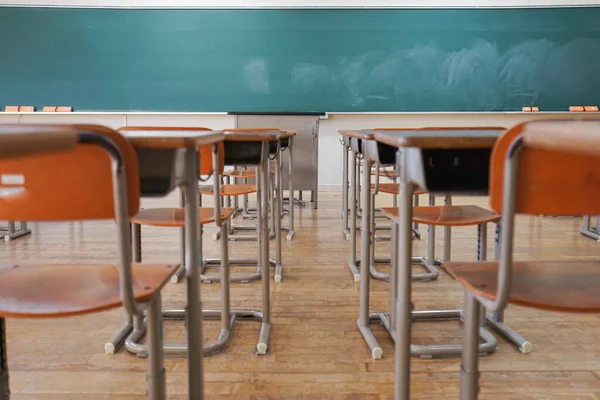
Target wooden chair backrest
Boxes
[0,124,140,221]
[490,120,600,215]
[117,126,224,175]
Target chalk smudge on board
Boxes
[243,60,270,94]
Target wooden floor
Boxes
[2,192,600,399]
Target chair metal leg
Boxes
[105,315,134,355]
[486,222,532,353]
[460,292,481,400]
[485,311,532,354]
[132,223,142,263]
[443,194,452,262]
[412,194,422,239]
[580,215,600,240]
[274,148,283,282]
[146,295,167,400]
[172,190,187,283]
[2,221,31,242]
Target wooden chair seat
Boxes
[371,183,426,196]
[380,205,499,226]
[447,260,600,313]
[0,263,177,318]
[198,184,256,196]
[131,208,235,227]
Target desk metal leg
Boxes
[285,136,296,241]
[348,149,360,282]
[342,143,350,240]
[257,141,271,354]
[395,160,413,400]
[357,156,382,359]
[274,144,283,282]
[461,292,481,400]
[146,294,166,400]
[182,147,204,400]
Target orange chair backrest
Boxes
[117,126,224,175]
[490,121,600,215]
[0,124,140,221]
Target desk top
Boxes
[338,129,376,140]
[119,129,225,149]
[280,129,299,138]
[224,130,281,142]
[371,128,504,149]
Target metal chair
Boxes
[0,124,176,400]
[446,120,600,400]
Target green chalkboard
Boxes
[1,7,600,112]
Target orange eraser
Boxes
[19,106,34,112]
[42,106,57,112]
[56,106,72,112]
[522,107,532,112]
[4,106,19,112]
[531,106,539,112]
[570,106,585,112]
[584,106,598,112]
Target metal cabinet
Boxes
[232,113,322,209]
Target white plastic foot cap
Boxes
[256,342,268,355]
[212,234,219,241]
[372,347,383,360]
[520,341,533,354]
[274,274,282,283]
[354,274,361,282]
[170,275,180,284]
[104,343,115,355]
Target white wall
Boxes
[0,0,598,6]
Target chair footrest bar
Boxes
[201,258,278,283]
[361,310,498,360]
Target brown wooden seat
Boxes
[131,208,234,227]
[380,205,499,226]
[371,183,426,196]
[198,183,256,196]
[447,260,600,313]
[0,263,177,318]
